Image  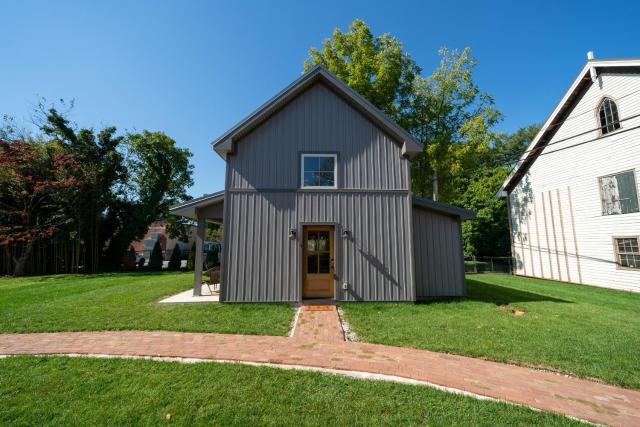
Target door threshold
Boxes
[302,298,337,306]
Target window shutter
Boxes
[616,171,639,214]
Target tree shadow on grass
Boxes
[417,279,572,306]
[465,279,572,305]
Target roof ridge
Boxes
[210,66,422,160]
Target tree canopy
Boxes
[0,138,82,275]
[306,19,536,256]
[304,19,420,124]
[0,104,193,275]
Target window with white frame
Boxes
[598,98,621,135]
[301,154,337,188]
[599,170,639,215]
[614,237,640,269]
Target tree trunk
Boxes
[432,169,439,202]
[12,240,35,276]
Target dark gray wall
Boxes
[222,191,415,302]
[228,83,409,191]
[221,81,415,302]
[413,207,466,298]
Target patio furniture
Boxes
[204,266,220,294]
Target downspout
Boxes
[432,170,439,202]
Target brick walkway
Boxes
[292,305,344,343]
[1,306,639,426]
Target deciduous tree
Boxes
[101,130,193,269]
[305,20,500,203]
[408,48,501,201]
[0,139,81,275]
[304,19,420,124]
[38,107,193,271]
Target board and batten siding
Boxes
[221,81,415,302]
[412,207,466,298]
[509,71,640,292]
[222,191,414,302]
[228,82,409,191]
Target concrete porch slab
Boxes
[158,284,220,304]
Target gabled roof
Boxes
[499,57,640,196]
[212,65,422,160]
[412,197,476,220]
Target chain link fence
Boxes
[465,256,514,274]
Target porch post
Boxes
[193,210,205,296]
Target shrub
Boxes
[205,245,219,269]
[168,244,182,271]
[122,246,137,271]
[187,242,196,270]
[148,241,164,271]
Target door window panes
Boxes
[306,230,331,274]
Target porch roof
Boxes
[170,191,475,222]
[169,190,224,221]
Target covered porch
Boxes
[169,191,224,297]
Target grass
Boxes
[0,356,580,426]
[341,273,640,389]
[0,272,293,336]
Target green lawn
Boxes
[341,274,640,389]
[0,356,579,426]
[0,272,293,336]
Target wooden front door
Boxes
[303,225,335,299]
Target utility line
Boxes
[512,108,640,160]
[527,86,640,133]
[534,122,640,158]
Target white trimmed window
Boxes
[301,154,337,189]
[614,237,640,269]
[598,98,621,135]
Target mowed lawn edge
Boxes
[0,272,293,336]
[0,356,582,426]
[341,273,640,390]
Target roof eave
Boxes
[169,191,225,219]
[501,57,640,194]
[412,196,476,220]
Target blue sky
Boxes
[2,0,639,197]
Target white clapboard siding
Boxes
[510,72,640,292]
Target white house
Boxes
[500,54,640,292]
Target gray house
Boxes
[170,66,474,302]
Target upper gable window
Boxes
[598,98,621,135]
[301,154,337,189]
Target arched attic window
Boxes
[598,97,621,135]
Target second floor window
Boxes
[599,170,639,215]
[598,98,621,135]
[301,154,337,189]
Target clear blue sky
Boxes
[2,0,639,197]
